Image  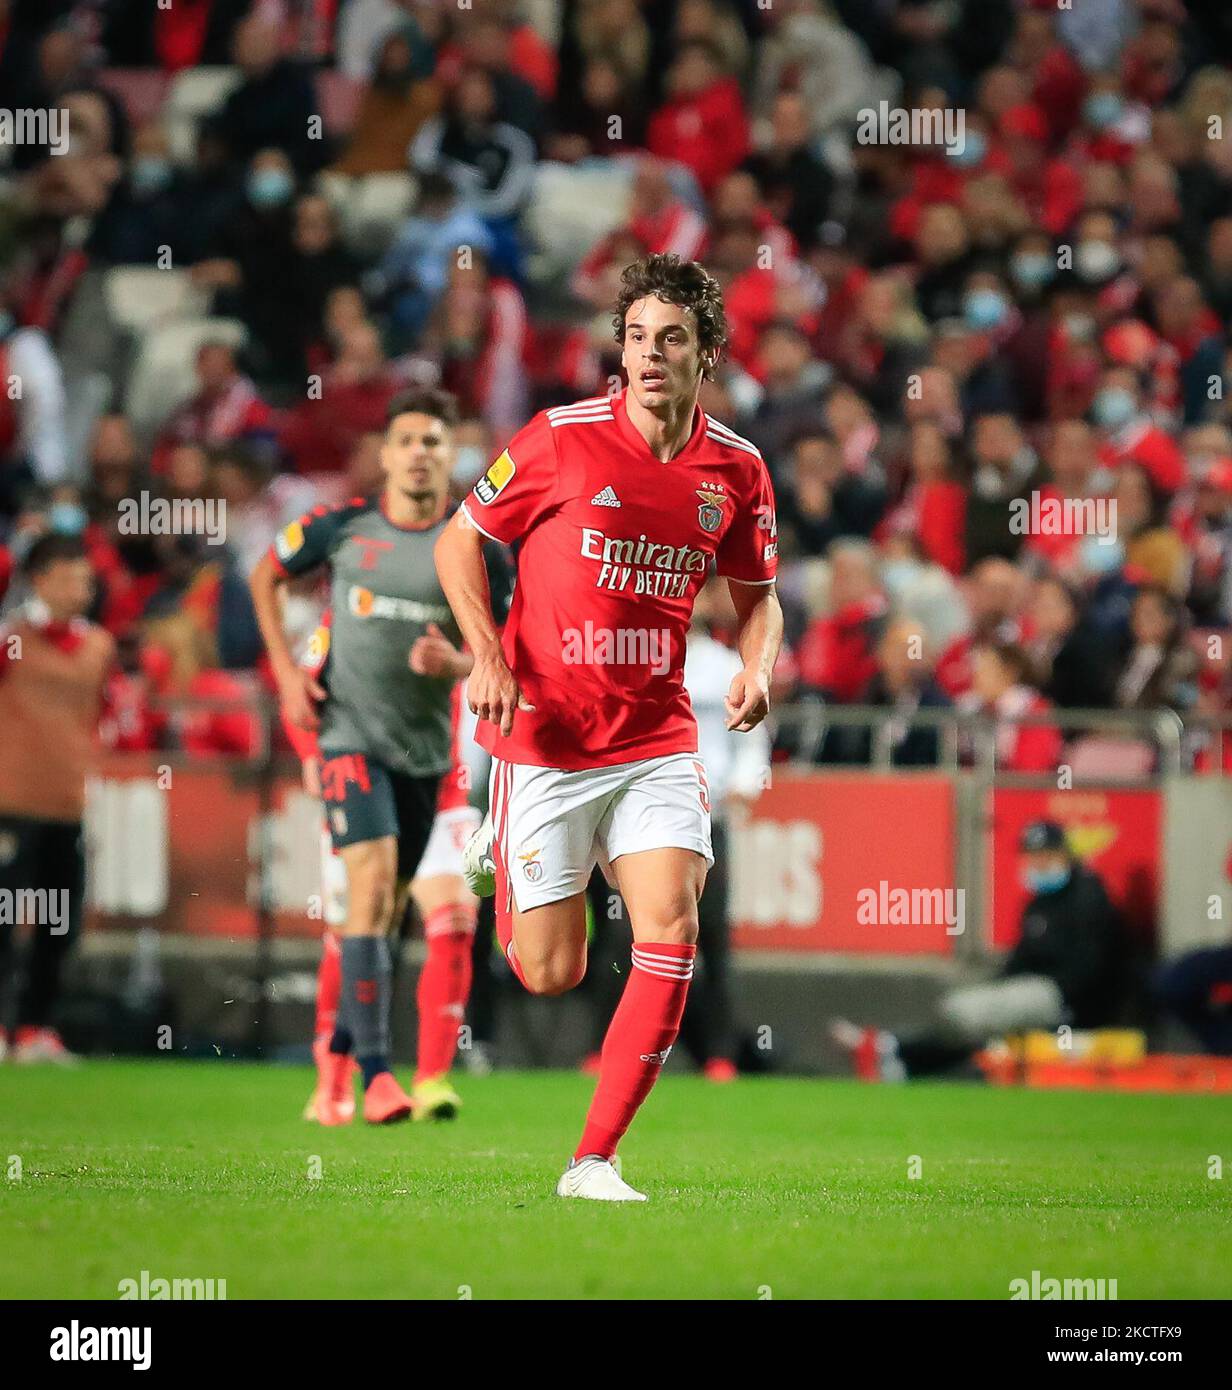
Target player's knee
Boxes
[638,908,699,948]
[344,850,396,931]
[519,951,586,997]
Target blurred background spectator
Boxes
[0,0,1228,777]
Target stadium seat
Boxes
[316,70,363,135]
[523,160,632,285]
[103,267,209,336]
[96,69,172,128]
[164,67,242,164]
[124,317,247,443]
[1065,736,1157,781]
[317,172,418,257]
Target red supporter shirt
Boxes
[462,389,778,769]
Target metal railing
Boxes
[769,702,1193,779]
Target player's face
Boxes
[381,412,452,501]
[622,296,709,412]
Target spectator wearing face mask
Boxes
[191,149,305,386]
[88,121,192,266]
[832,820,1126,1080]
[1091,364,1186,493]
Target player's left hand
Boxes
[409,623,461,678]
[725,666,770,732]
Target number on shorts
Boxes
[692,760,711,813]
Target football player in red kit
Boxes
[434,254,782,1200]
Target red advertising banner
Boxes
[730,772,958,954]
[86,755,321,938]
[987,787,1162,950]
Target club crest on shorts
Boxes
[695,487,726,533]
[518,848,543,883]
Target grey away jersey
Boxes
[272,496,460,776]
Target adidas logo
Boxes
[590,486,621,507]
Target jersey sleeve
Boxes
[268,503,355,578]
[460,413,558,545]
[715,455,778,584]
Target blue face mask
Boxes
[1084,92,1123,131]
[964,288,1009,331]
[131,156,173,196]
[247,167,294,209]
[1011,252,1055,292]
[49,502,88,536]
[948,129,986,169]
[1092,386,1137,430]
[1023,864,1071,895]
[1081,534,1125,576]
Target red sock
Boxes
[314,931,341,1039]
[574,941,696,1162]
[414,903,476,1082]
[490,761,529,989]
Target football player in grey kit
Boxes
[251,388,472,1124]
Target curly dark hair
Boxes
[612,253,728,379]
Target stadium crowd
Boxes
[2,0,1232,770]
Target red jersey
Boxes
[461,389,778,769]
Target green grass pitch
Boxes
[1,1061,1228,1300]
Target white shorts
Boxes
[416,803,482,881]
[490,752,714,912]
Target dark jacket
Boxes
[1005,863,1124,1025]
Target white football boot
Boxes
[555,1156,647,1202]
[462,812,497,898]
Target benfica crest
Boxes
[696,487,725,533]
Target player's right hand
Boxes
[279,666,325,732]
[468,650,534,737]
